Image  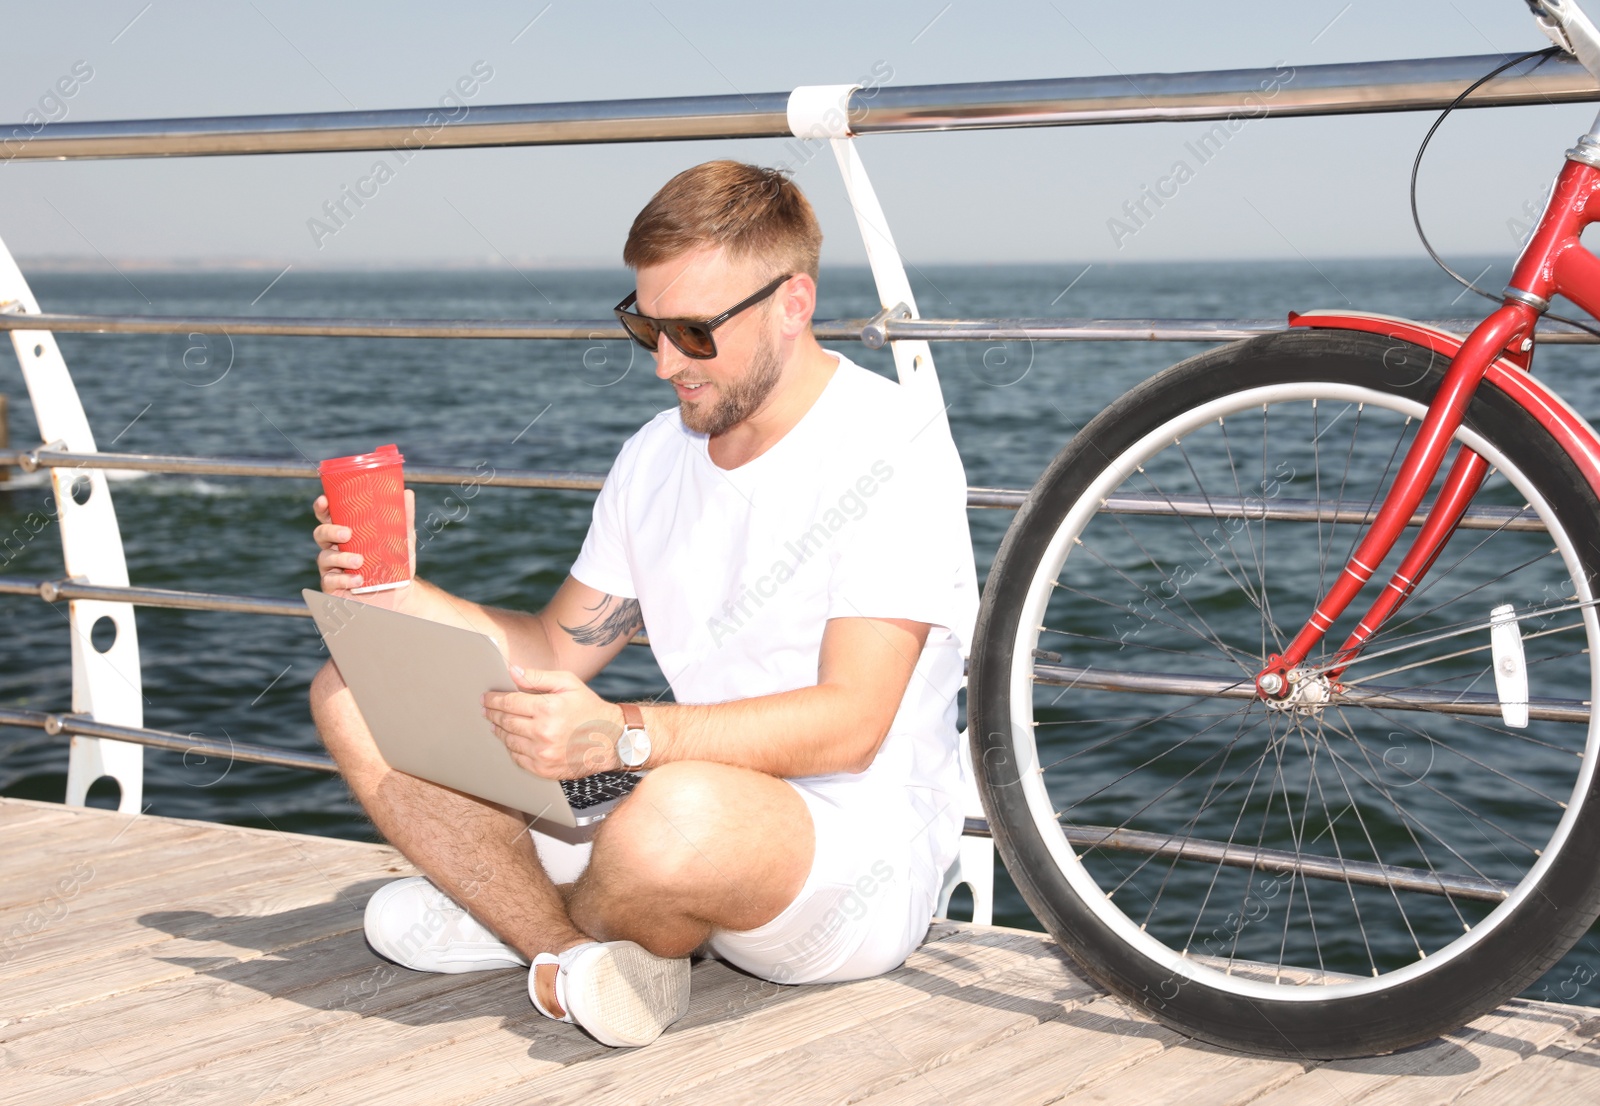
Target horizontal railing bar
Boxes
[0,450,1549,528]
[873,319,1274,343]
[15,577,1583,713]
[0,707,336,773]
[1057,822,1510,902]
[0,575,307,616]
[2,448,1003,505]
[968,487,1026,509]
[0,313,640,340]
[1,54,1591,161]
[2,312,1597,344]
[4,448,606,489]
[853,53,1595,133]
[1101,492,1544,531]
[871,319,1600,344]
[0,703,1507,895]
[0,574,654,645]
[1032,662,1590,723]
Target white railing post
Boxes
[0,234,144,812]
[789,86,993,924]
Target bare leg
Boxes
[568,760,815,958]
[309,659,590,959]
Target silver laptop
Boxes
[302,589,639,836]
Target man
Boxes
[309,160,978,1048]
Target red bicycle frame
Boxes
[1256,148,1600,697]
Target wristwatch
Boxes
[616,703,652,769]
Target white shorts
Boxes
[531,779,962,986]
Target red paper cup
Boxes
[319,444,411,594]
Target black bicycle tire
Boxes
[969,327,1600,1058]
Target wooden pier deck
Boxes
[3,795,1598,1105]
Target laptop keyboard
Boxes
[561,770,642,811]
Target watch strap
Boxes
[620,703,645,732]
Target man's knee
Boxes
[593,762,725,886]
[629,760,724,817]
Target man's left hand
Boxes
[483,667,623,779]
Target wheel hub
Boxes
[1263,666,1333,716]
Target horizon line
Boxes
[12,253,1515,275]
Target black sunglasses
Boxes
[613,273,793,360]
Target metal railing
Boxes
[0,444,1553,521]
[2,52,1592,160]
[4,48,1596,902]
[3,312,1599,344]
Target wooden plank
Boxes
[9,943,535,1106]
[852,994,1178,1105]
[0,815,218,898]
[0,798,92,832]
[0,854,419,1052]
[2,803,414,1001]
[0,824,212,875]
[255,1013,565,1106]
[3,932,398,1103]
[343,934,1075,1106]
[0,798,395,850]
[1353,1001,1594,1106]
[112,926,1067,1106]
[245,929,1040,1106]
[1034,997,1596,1106]
[1242,999,1588,1106]
[246,958,799,1106]
[1,818,268,980]
[446,927,1073,1106]
[1,927,386,1060]
[0,832,410,972]
[1048,1041,1312,1106]
[0,796,104,818]
[36,952,807,1106]
[1453,1013,1600,1105]
[3,832,360,935]
[0,855,395,1015]
[652,952,1102,1104]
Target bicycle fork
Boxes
[1255,301,1540,702]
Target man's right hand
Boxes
[312,489,417,602]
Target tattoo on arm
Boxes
[560,596,644,647]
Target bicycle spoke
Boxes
[1320,707,1530,878]
[1331,717,1476,938]
[1050,700,1258,818]
[1129,462,1280,660]
[1058,540,1258,674]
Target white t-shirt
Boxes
[570,351,978,814]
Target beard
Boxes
[678,331,783,437]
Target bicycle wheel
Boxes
[969,328,1600,1058]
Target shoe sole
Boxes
[563,943,691,1047]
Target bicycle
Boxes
[969,0,1600,1059]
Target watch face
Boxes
[618,728,650,767]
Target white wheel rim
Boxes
[1007,381,1600,1002]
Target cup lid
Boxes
[319,443,404,474]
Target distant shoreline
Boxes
[14,255,1508,275]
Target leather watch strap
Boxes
[620,703,644,731]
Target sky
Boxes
[0,0,1596,270]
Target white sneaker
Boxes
[364,876,530,973]
[529,941,691,1047]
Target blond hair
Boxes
[623,160,822,280]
